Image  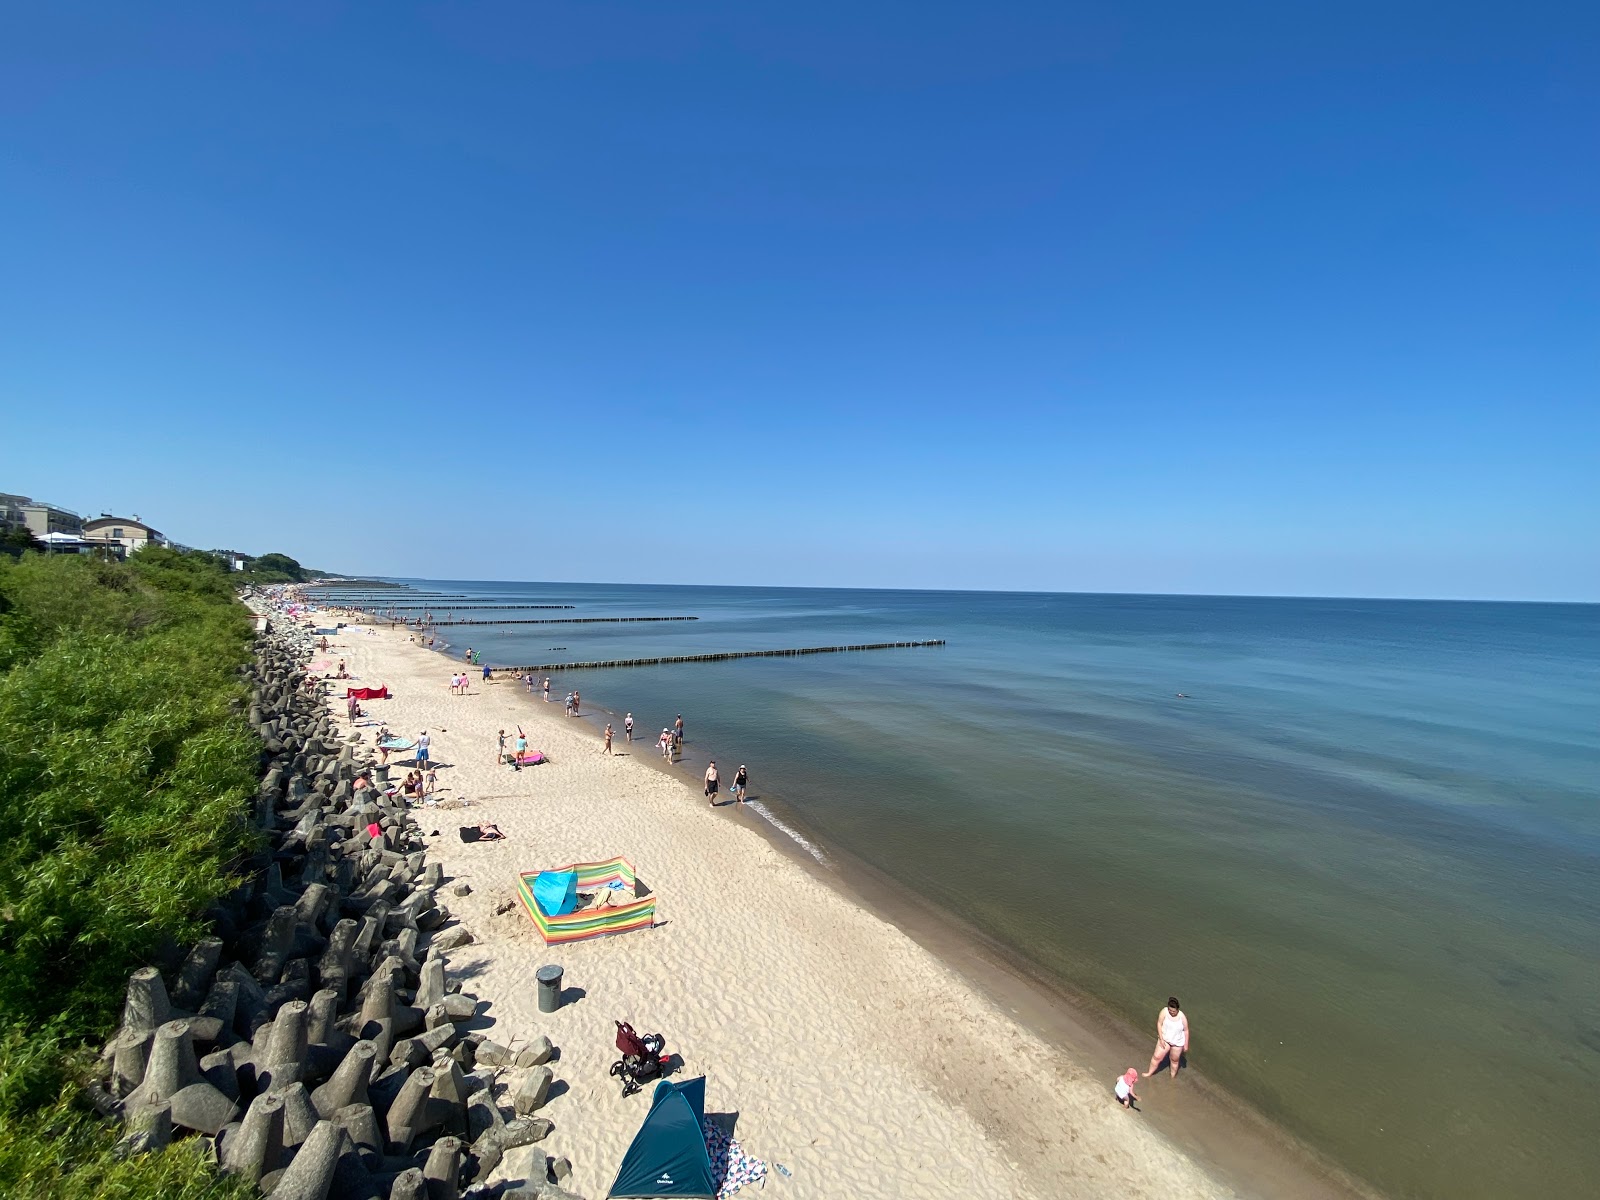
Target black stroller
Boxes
[609,1020,670,1097]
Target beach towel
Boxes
[514,752,548,766]
[380,737,416,751]
[704,1119,768,1197]
[346,686,389,700]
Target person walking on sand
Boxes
[704,761,719,806]
[1145,997,1191,1079]
[496,729,507,764]
[659,728,672,759]
[1115,1068,1141,1109]
[624,712,634,742]
[732,764,748,804]
[572,690,580,716]
[603,723,614,754]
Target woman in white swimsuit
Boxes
[1145,996,1190,1079]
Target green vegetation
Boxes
[242,551,306,582]
[0,527,45,559]
[0,545,261,1199]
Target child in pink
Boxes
[1114,1068,1140,1108]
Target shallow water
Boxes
[324,582,1600,1199]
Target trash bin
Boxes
[537,964,564,1013]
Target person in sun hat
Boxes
[1114,1067,1140,1108]
[732,765,748,804]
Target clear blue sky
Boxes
[2,2,1594,600]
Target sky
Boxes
[1,2,1595,600]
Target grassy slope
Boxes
[0,549,261,1199]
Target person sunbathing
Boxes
[477,822,505,840]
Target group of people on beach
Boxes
[1115,997,1192,1110]
[702,761,748,807]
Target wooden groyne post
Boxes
[491,639,946,674]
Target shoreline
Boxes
[509,661,1378,1200]
[331,609,1379,1199]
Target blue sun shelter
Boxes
[608,1076,715,1198]
[532,868,578,917]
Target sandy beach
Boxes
[319,616,1355,1200]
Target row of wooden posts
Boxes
[489,640,947,674]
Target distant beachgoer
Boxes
[624,713,634,742]
[337,659,347,678]
[732,765,748,804]
[347,695,359,722]
[603,723,614,754]
[465,647,474,662]
[496,729,507,763]
[572,691,580,715]
[659,729,672,759]
[543,677,551,701]
[514,729,528,761]
[1115,1068,1140,1108]
[1145,997,1190,1079]
[704,761,719,806]
[416,731,431,768]
[564,692,574,716]
[424,767,438,798]
[482,663,490,681]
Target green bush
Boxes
[0,548,261,1197]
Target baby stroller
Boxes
[609,1020,670,1097]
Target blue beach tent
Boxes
[532,869,578,917]
[608,1076,715,1198]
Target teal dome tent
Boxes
[608,1076,716,1198]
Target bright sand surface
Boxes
[325,620,1363,1200]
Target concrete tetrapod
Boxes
[311,1038,377,1118]
[257,998,310,1091]
[171,936,225,1010]
[124,1019,238,1135]
[119,967,174,1040]
[278,1081,321,1152]
[422,1134,463,1200]
[332,1101,385,1169]
[268,1117,345,1200]
[115,1100,172,1157]
[222,1090,286,1183]
[385,1065,437,1153]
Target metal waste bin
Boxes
[536,964,564,1013]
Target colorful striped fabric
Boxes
[515,856,656,944]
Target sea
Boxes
[316,581,1599,1200]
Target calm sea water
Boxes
[325,582,1599,1199]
